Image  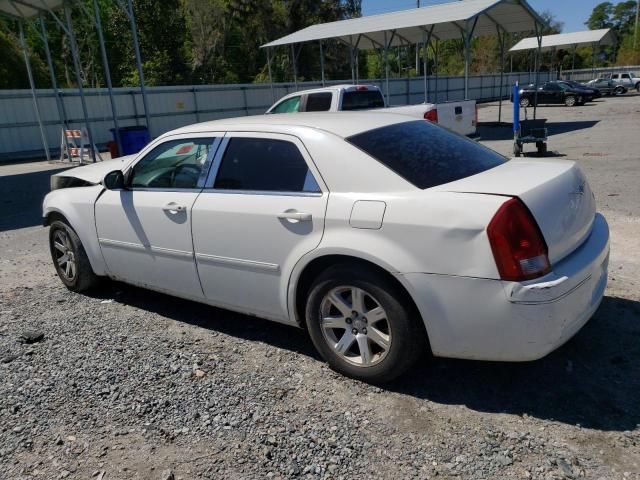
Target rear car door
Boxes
[95,135,221,298]
[191,133,328,321]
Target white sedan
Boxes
[43,113,610,382]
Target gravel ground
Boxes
[1,95,639,480]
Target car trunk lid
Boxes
[436,158,596,264]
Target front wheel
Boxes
[565,96,577,107]
[305,264,425,383]
[49,220,100,292]
[519,97,530,108]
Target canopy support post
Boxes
[319,41,325,86]
[38,15,68,134]
[64,2,96,163]
[126,0,151,133]
[349,35,355,84]
[592,42,596,78]
[290,44,298,89]
[384,31,390,105]
[571,44,577,80]
[266,47,275,103]
[533,21,542,120]
[463,18,478,100]
[421,26,434,103]
[434,39,439,103]
[17,18,50,162]
[93,0,122,156]
[497,25,506,124]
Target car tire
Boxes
[636,83,640,93]
[615,86,625,95]
[305,264,425,383]
[49,220,100,292]
[519,97,530,108]
[565,96,577,107]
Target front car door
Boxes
[191,132,328,322]
[95,135,221,298]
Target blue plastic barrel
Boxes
[110,126,150,156]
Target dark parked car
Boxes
[586,78,627,95]
[515,82,586,107]
[557,80,601,100]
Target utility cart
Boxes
[512,83,548,157]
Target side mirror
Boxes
[103,170,125,190]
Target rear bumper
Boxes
[402,214,610,361]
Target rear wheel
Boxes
[305,264,425,383]
[514,142,523,157]
[615,86,625,95]
[565,96,577,107]
[49,220,99,292]
[536,141,547,156]
[519,97,530,108]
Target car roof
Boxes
[166,112,415,139]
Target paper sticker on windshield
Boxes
[176,145,194,155]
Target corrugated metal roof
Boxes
[509,29,616,52]
[262,0,545,49]
[0,0,64,19]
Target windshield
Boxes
[346,120,507,190]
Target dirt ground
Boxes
[0,94,639,480]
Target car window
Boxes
[213,137,321,193]
[305,92,332,112]
[347,120,506,190]
[130,138,216,189]
[546,83,560,90]
[271,96,301,114]
[622,74,630,79]
[342,90,385,110]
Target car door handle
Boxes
[277,211,312,222]
[162,202,186,213]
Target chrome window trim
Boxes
[200,189,324,198]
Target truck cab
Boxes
[267,85,477,136]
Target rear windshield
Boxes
[347,120,507,189]
[342,90,385,110]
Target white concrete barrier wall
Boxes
[0,70,554,160]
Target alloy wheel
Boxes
[319,286,392,367]
[52,229,76,281]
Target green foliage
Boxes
[0,1,637,90]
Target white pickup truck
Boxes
[266,84,477,136]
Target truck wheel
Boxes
[565,96,577,107]
[615,86,625,95]
[635,82,640,93]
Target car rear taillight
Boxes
[487,197,551,282]
[424,109,438,123]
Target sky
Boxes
[361,0,631,33]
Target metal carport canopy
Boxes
[509,28,616,52]
[0,0,64,18]
[261,0,545,50]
